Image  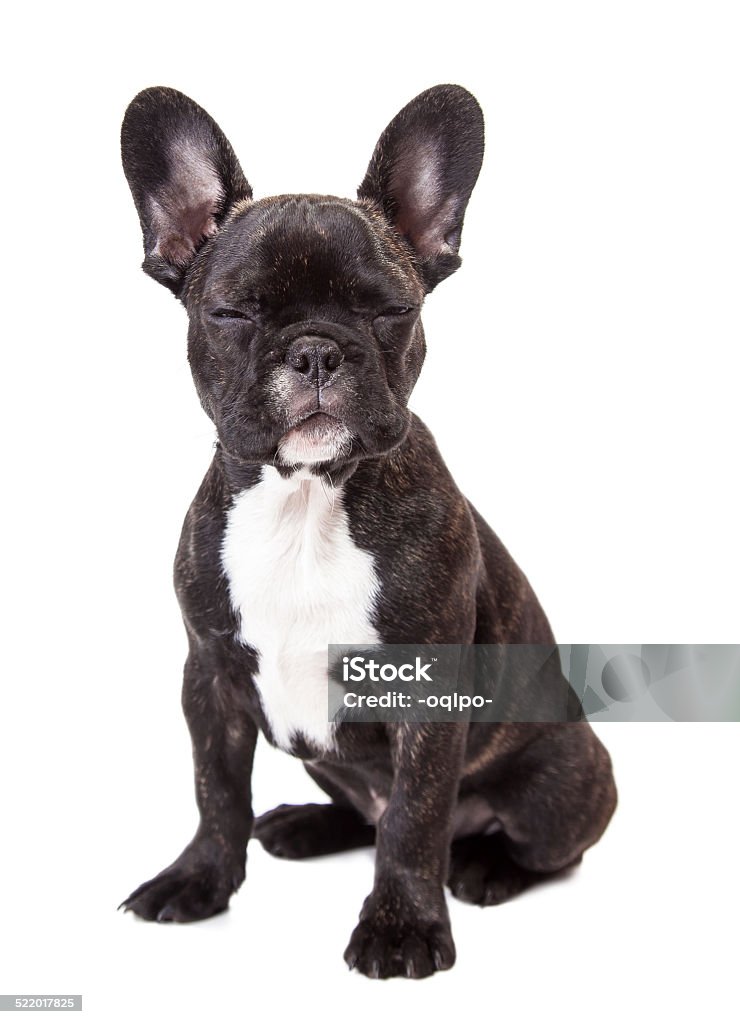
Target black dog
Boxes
[119,85,617,979]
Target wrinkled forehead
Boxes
[201,196,420,305]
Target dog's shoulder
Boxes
[173,454,256,642]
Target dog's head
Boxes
[121,86,484,475]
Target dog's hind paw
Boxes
[447,831,574,906]
[252,803,375,859]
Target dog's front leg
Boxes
[120,648,258,922]
[344,723,466,979]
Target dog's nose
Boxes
[285,337,344,387]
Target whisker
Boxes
[321,471,336,513]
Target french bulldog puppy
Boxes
[119,85,617,979]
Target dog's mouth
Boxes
[293,410,340,431]
[277,411,354,466]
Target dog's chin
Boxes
[277,412,354,467]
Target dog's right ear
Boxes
[121,87,251,295]
[358,85,484,292]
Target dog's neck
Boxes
[217,442,363,493]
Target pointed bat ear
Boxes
[121,87,252,295]
[358,85,484,292]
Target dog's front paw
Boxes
[344,907,456,979]
[119,840,245,923]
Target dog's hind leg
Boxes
[448,722,616,906]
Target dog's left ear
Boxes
[358,85,484,291]
[121,87,252,295]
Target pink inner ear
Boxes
[391,139,457,259]
[159,202,219,267]
[148,137,225,267]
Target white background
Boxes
[1,1,739,1021]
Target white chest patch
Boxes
[221,467,381,752]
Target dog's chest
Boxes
[221,468,380,751]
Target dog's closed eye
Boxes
[377,305,415,317]
[210,308,253,321]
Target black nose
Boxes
[285,336,344,387]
